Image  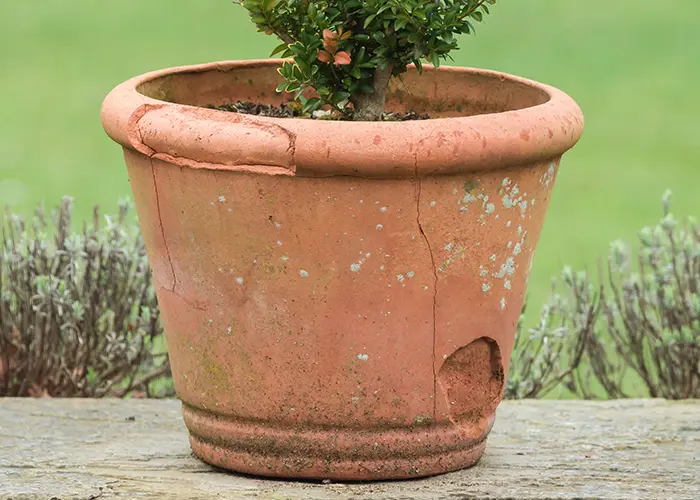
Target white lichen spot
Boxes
[443,354,448,360]
[490,254,497,262]
[218,267,223,273]
[281,255,289,262]
[209,202,215,206]
[380,265,385,271]
[531,199,536,206]
[514,243,522,256]
[494,257,516,279]
[504,280,512,290]
[357,354,369,361]
[502,177,512,187]
[277,240,283,247]
[376,224,383,231]
[274,222,282,229]
[517,225,523,236]
[430,201,437,207]
[380,206,388,213]
[511,186,520,196]
[541,163,556,187]
[480,269,489,278]
[485,202,495,215]
[407,271,415,278]
[350,252,371,273]
[424,285,430,291]
[218,195,226,203]
[235,277,244,285]
[482,283,492,292]
[299,269,309,278]
[507,242,513,249]
[506,220,512,228]
[462,193,477,204]
[500,298,506,310]
[396,274,405,283]
[226,326,232,335]
[439,245,466,274]
[519,201,529,217]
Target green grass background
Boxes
[1,0,698,316]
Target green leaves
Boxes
[236,0,498,116]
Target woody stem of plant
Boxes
[350,64,393,121]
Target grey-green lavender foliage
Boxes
[506,191,699,400]
[0,197,171,398]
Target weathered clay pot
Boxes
[101,60,583,480]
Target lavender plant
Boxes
[602,191,699,399]
[506,191,699,400]
[0,198,171,398]
[504,270,600,400]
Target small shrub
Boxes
[505,271,600,400]
[0,198,172,398]
[506,192,700,400]
[600,191,699,399]
[236,0,497,120]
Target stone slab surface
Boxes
[0,399,697,499]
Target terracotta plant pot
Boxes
[101,60,583,480]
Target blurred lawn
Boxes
[1,1,698,315]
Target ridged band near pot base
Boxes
[183,403,493,480]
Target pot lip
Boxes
[101,59,584,178]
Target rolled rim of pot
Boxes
[101,59,584,179]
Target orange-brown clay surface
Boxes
[102,60,583,480]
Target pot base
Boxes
[183,403,492,481]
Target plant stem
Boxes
[350,65,393,121]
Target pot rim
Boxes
[101,59,584,178]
